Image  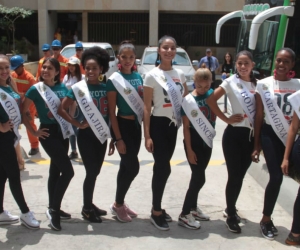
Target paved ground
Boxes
[0,101,299,249]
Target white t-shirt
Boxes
[144,68,186,122]
[62,74,85,89]
[256,76,300,125]
[220,76,256,129]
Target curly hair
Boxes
[81,46,110,74]
[39,57,61,85]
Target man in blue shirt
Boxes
[198,48,219,89]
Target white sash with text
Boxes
[230,75,256,126]
[150,67,183,127]
[109,72,144,124]
[288,90,300,120]
[182,93,216,148]
[72,80,110,144]
[0,88,21,146]
[257,82,289,145]
[34,82,74,139]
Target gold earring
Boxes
[98,74,104,82]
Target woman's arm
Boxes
[22,97,49,138]
[183,116,197,164]
[143,86,154,153]
[207,86,243,124]
[281,112,299,175]
[251,93,264,162]
[58,97,88,129]
[107,91,126,154]
[183,82,188,97]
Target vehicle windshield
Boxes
[236,16,279,77]
[61,48,77,58]
[143,51,191,66]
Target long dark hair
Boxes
[0,54,20,94]
[235,50,257,86]
[155,35,177,67]
[67,64,82,82]
[224,52,233,66]
[40,57,61,84]
[118,40,137,72]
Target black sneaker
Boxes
[59,210,71,220]
[28,148,39,155]
[162,209,172,222]
[92,204,107,216]
[46,209,61,231]
[223,208,241,223]
[81,208,102,223]
[260,221,275,240]
[226,217,241,233]
[150,213,169,231]
[269,220,278,236]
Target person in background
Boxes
[221,53,234,113]
[62,56,84,160]
[54,28,61,41]
[73,42,85,74]
[36,44,51,81]
[51,40,68,82]
[10,55,39,157]
[198,48,219,90]
[73,31,78,44]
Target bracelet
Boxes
[114,138,123,145]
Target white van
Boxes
[61,42,118,78]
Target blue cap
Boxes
[51,39,62,47]
[42,43,50,51]
[75,41,83,48]
[10,55,25,70]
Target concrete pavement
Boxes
[0,101,299,249]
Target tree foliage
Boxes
[0,5,33,52]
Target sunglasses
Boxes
[76,49,83,51]
[43,50,50,52]
[52,47,60,51]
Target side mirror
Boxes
[135,59,141,65]
[192,60,198,66]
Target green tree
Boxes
[0,5,33,53]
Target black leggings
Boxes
[113,117,141,205]
[289,136,300,233]
[39,124,74,211]
[0,131,29,214]
[182,128,212,215]
[222,125,253,217]
[150,116,177,211]
[261,123,285,217]
[77,127,107,209]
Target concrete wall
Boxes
[1,0,244,12]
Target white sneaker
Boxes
[191,207,210,221]
[178,213,201,230]
[0,210,19,225]
[20,211,40,229]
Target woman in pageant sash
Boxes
[107,41,143,222]
[207,51,257,234]
[179,68,216,230]
[58,47,111,223]
[22,58,74,231]
[0,54,40,229]
[143,35,187,231]
[253,48,300,240]
[281,89,300,245]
